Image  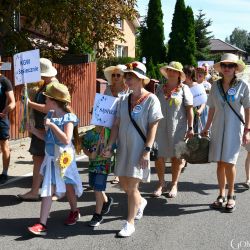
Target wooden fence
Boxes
[2,57,96,140]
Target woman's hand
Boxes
[186,129,194,139]
[200,129,209,137]
[139,151,150,169]
[243,131,250,145]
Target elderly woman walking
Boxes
[153,62,194,198]
[202,53,250,212]
[103,61,163,237]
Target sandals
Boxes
[166,184,178,199]
[152,183,166,198]
[224,195,236,213]
[111,177,119,184]
[243,181,250,189]
[210,195,227,210]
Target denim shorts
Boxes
[0,118,10,140]
[89,172,108,191]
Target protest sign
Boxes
[14,49,41,85]
[91,93,119,128]
[190,84,207,107]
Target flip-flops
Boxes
[17,194,40,201]
[243,181,250,189]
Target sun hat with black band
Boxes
[43,82,71,103]
[123,61,150,84]
[160,61,186,81]
[104,64,126,85]
[213,53,244,73]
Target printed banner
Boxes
[91,93,119,128]
[190,84,207,107]
[14,49,41,85]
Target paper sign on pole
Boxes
[190,84,207,107]
[91,93,119,128]
[14,49,41,85]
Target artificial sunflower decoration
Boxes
[58,151,72,169]
[126,62,138,70]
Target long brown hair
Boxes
[56,100,81,154]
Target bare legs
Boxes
[153,157,166,196]
[119,176,141,224]
[0,139,10,174]
[244,152,250,184]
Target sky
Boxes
[136,0,250,42]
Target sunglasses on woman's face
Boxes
[220,63,236,69]
[112,73,121,78]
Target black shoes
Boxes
[0,174,8,185]
[101,196,113,215]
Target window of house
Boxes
[115,45,128,57]
[116,18,123,30]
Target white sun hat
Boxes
[103,64,126,85]
[123,61,150,84]
[160,61,186,81]
[213,53,244,73]
[40,58,57,77]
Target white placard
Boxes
[91,93,119,128]
[14,49,41,85]
[190,84,207,107]
[197,60,214,67]
[0,62,11,70]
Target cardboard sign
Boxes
[14,49,41,85]
[190,84,207,107]
[197,61,214,67]
[91,93,119,128]
[0,62,11,70]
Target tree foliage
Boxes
[0,0,137,58]
[167,0,196,65]
[225,27,249,51]
[194,10,213,60]
[139,0,166,65]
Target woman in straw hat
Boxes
[28,82,83,236]
[18,58,59,201]
[153,61,194,198]
[103,61,163,237]
[202,53,250,212]
[103,64,129,184]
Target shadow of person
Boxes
[0,195,22,207]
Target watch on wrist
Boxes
[144,146,151,152]
[188,127,193,131]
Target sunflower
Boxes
[58,151,72,169]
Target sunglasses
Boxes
[220,63,236,69]
[112,74,121,78]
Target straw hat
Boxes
[123,61,150,84]
[43,82,71,103]
[213,53,244,73]
[104,64,126,84]
[160,61,186,81]
[40,58,57,77]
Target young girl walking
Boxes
[27,82,83,236]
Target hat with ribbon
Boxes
[160,61,186,81]
[213,53,244,73]
[43,82,71,103]
[123,61,150,84]
[40,58,57,77]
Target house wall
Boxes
[114,20,137,58]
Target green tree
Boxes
[183,6,196,65]
[245,34,250,54]
[194,10,213,60]
[139,0,166,65]
[225,28,249,50]
[167,0,186,63]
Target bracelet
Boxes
[244,128,250,133]
[144,146,151,152]
[188,127,193,131]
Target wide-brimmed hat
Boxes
[123,61,150,84]
[160,61,186,81]
[213,53,244,73]
[104,64,126,84]
[40,58,57,77]
[43,82,71,103]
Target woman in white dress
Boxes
[103,62,163,237]
[202,53,250,212]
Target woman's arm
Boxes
[201,107,215,136]
[196,103,206,116]
[27,123,46,140]
[0,91,15,118]
[28,99,48,114]
[243,108,250,145]
[46,119,74,145]
[186,105,194,138]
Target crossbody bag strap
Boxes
[128,94,146,143]
[219,81,245,125]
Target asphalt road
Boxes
[0,148,250,250]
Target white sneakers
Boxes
[118,221,135,237]
[135,198,147,220]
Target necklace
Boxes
[163,84,179,100]
[131,93,150,110]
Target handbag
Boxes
[219,81,245,125]
[128,94,158,161]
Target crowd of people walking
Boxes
[0,53,250,238]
